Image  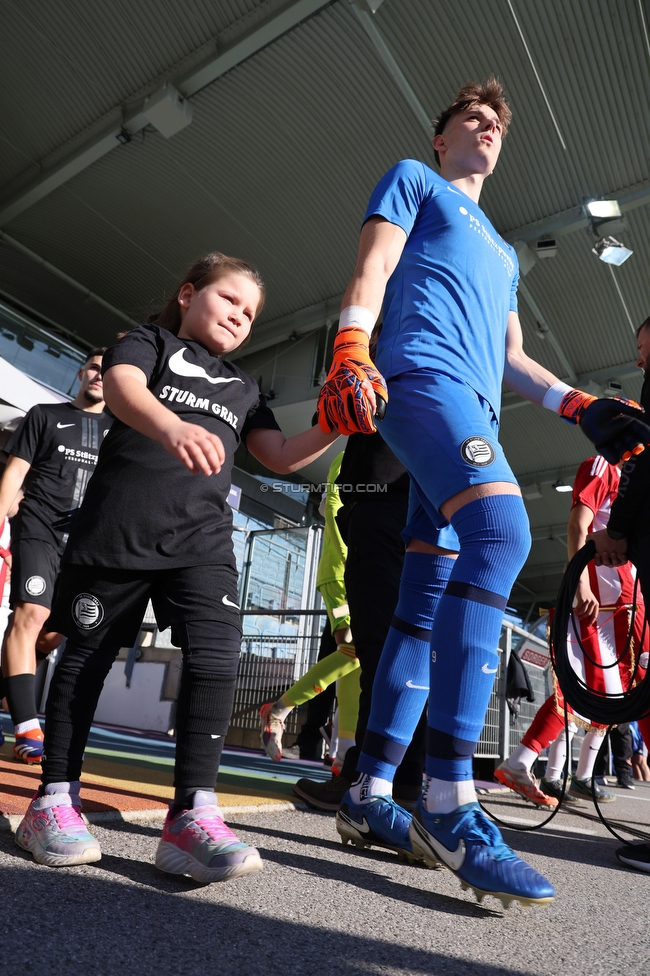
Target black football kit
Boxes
[5,402,112,609]
[45,324,281,795]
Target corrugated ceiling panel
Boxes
[0,0,275,186]
[4,2,441,327]
[501,399,594,476]
[520,233,646,374]
[0,241,128,346]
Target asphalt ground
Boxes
[2,778,649,976]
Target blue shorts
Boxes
[380,370,517,537]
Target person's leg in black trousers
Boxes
[293,493,426,809]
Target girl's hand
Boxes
[161,420,225,475]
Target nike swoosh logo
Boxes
[338,811,371,834]
[406,680,429,690]
[168,349,244,386]
[414,817,466,870]
[222,595,240,609]
[481,664,498,674]
[57,423,75,428]
[210,734,221,739]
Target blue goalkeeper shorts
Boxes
[381,369,518,533]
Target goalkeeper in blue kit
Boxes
[318,77,650,908]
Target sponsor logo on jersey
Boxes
[457,206,515,276]
[25,575,46,597]
[158,386,240,429]
[57,423,75,429]
[481,663,498,674]
[460,437,496,467]
[168,349,245,386]
[72,592,104,630]
[222,594,240,609]
[57,446,100,464]
[406,679,429,690]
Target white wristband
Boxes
[542,381,573,413]
[339,305,376,337]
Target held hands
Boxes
[559,390,650,464]
[579,397,650,464]
[161,419,225,475]
[317,327,388,436]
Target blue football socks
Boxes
[357,552,455,784]
[426,495,530,792]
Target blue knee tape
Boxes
[427,495,530,781]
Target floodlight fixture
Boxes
[592,237,633,266]
[585,200,622,219]
[553,480,572,493]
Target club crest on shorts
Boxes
[460,436,495,467]
[25,575,46,597]
[72,592,104,630]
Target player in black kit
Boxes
[14,252,340,884]
[0,348,110,763]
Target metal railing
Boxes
[131,523,552,759]
[228,615,551,754]
[475,620,550,759]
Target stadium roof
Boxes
[1,0,649,611]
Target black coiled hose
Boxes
[550,539,650,726]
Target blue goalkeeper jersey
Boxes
[365,159,519,418]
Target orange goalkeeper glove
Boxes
[558,389,649,463]
[317,327,388,436]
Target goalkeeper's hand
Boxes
[578,397,650,464]
[317,327,388,435]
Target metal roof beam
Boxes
[504,177,650,245]
[349,1,432,134]
[0,0,331,227]
[518,281,576,382]
[180,0,332,97]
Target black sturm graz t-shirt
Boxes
[6,402,113,552]
[63,324,280,570]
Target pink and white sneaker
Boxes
[15,784,101,866]
[155,791,263,884]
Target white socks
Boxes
[506,744,539,772]
[349,773,393,804]
[576,731,603,780]
[15,718,41,735]
[422,776,477,814]
[546,725,575,781]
